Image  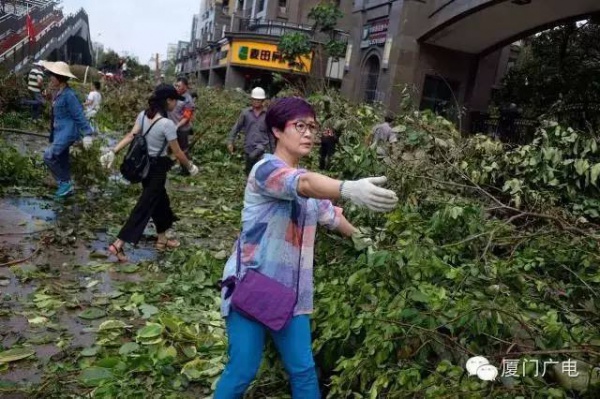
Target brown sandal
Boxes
[108,243,128,263]
[155,239,181,251]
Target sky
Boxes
[60,0,200,65]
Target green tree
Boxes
[498,22,600,130]
[98,49,150,78]
[277,1,346,91]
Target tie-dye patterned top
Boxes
[220,154,343,317]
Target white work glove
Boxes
[99,150,115,169]
[83,135,93,150]
[340,176,398,212]
[352,228,374,251]
[188,163,199,176]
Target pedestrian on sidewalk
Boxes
[214,97,398,398]
[168,77,195,175]
[41,61,94,199]
[227,87,272,175]
[100,84,199,263]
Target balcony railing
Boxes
[235,18,313,37]
[229,17,349,45]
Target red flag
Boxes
[26,13,36,43]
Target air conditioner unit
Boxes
[279,6,287,14]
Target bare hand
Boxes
[227,143,234,154]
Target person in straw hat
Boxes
[40,60,94,198]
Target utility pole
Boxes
[155,52,160,81]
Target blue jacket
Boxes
[50,86,92,144]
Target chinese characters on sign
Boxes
[501,358,580,378]
[360,18,389,49]
[246,48,284,63]
[231,40,313,73]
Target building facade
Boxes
[166,43,178,61]
[176,0,351,94]
[340,0,599,128]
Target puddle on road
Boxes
[0,197,55,249]
[0,196,162,389]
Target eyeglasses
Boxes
[287,120,320,135]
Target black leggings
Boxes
[117,157,178,245]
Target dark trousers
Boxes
[177,128,191,157]
[319,141,336,171]
[117,158,178,245]
[22,91,45,120]
[245,152,262,175]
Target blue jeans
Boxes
[44,138,75,184]
[214,311,320,399]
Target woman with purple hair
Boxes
[214,97,398,398]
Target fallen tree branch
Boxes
[0,228,52,237]
[0,235,49,267]
[0,245,41,267]
[0,127,49,139]
[372,317,477,356]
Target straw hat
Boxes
[41,61,77,79]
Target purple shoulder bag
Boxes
[223,211,306,331]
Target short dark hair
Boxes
[384,113,394,123]
[93,81,101,90]
[265,97,315,137]
[177,77,188,86]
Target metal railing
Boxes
[235,17,313,37]
[469,111,538,144]
[0,8,89,72]
[230,17,349,44]
[0,2,55,40]
[0,12,62,62]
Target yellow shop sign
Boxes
[230,40,312,73]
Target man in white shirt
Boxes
[84,81,102,132]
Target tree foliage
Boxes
[98,49,150,77]
[498,22,600,129]
[278,0,347,86]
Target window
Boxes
[258,0,266,12]
[362,55,380,103]
[419,75,460,122]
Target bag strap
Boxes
[236,202,307,301]
[140,116,169,156]
[142,116,162,138]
